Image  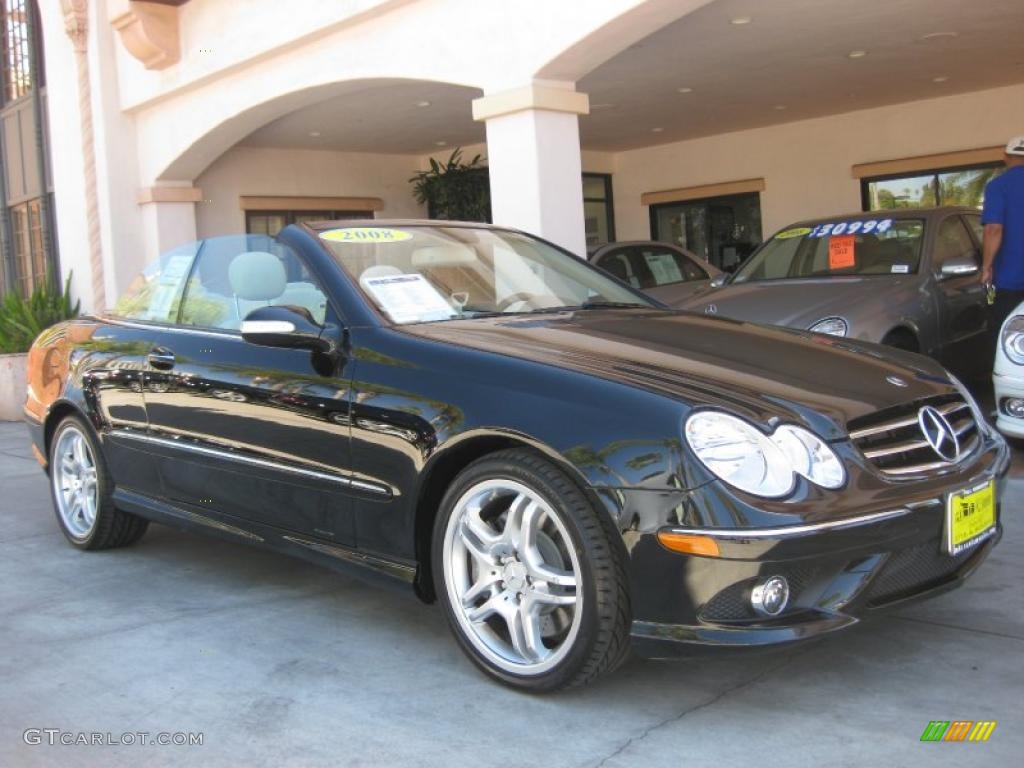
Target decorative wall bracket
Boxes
[109,0,181,70]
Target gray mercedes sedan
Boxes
[676,207,989,376]
[588,240,722,305]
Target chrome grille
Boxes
[848,395,979,477]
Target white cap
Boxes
[1007,136,1024,156]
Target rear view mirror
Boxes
[939,256,979,279]
[709,274,727,288]
[241,305,337,356]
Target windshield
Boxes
[317,225,655,324]
[732,217,925,283]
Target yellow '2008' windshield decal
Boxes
[320,228,413,243]
[774,227,812,240]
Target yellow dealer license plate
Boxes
[946,480,996,555]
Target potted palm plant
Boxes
[0,275,79,421]
[409,148,492,222]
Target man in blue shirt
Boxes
[981,135,1024,344]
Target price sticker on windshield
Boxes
[828,235,856,270]
[810,219,893,238]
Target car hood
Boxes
[400,309,955,440]
[646,280,712,305]
[676,277,913,331]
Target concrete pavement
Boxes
[0,420,1021,767]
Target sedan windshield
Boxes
[732,217,925,284]
[317,225,655,324]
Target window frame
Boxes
[608,245,710,289]
[582,172,616,245]
[648,191,763,270]
[1,0,37,106]
[931,214,981,273]
[860,161,1004,212]
[594,248,642,288]
[244,209,374,237]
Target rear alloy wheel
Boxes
[433,449,630,691]
[49,415,148,550]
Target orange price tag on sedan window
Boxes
[828,235,856,270]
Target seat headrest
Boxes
[411,244,476,267]
[228,251,286,301]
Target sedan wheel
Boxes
[444,479,583,675]
[434,449,630,691]
[52,425,99,540]
[48,415,149,550]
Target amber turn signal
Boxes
[656,531,720,557]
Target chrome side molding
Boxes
[108,429,391,496]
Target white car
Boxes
[994,300,1024,437]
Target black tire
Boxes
[48,414,149,550]
[432,448,630,691]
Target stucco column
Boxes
[137,187,201,262]
[473,84,589,257]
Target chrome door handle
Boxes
[147,348,176,370]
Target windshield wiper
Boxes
[580,299,649,309]
[520,300,649,313]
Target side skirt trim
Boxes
[112,488,418,587]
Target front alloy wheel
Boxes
[434,449,630,691]
[444,479,583,675]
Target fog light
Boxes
[750,575,789,617]
[1002,398,1024,419]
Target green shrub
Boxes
[0,274,80,354]
[409,148,492,222]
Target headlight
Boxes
[685,412,846,497]
[1001,316,1024,364]
[808,317,848,337]
[685,413,794,497]
[772,425,846,489]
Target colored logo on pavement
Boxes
[920,721,996,742]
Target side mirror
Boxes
[241,305,338,356]
[939,256,979,279]
[709,274,727,288]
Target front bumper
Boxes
[610,433,1011,658]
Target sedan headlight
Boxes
[685,412,846,497]
[771,425,846,489]
[1001,316,1024,364]
[808,317,848,337]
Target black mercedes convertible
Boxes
[24,221,1008,691]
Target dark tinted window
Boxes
[597,246,706,289]
[596,250,641,288]
[962,213,984,245]
[934,216,979,268]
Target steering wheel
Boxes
[493,290,536,313]
[496,292,542,312]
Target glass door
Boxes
[650,192,762,272]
